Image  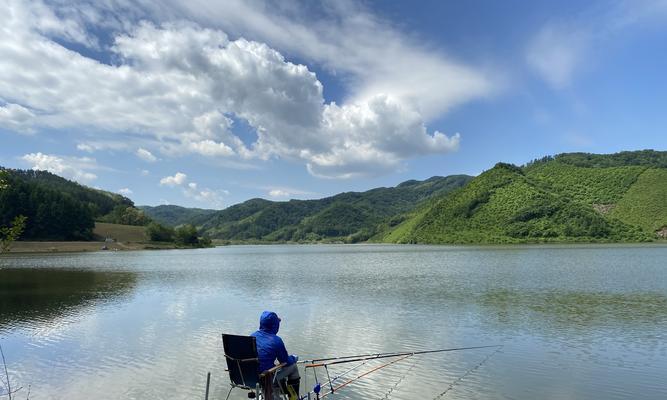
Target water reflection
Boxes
[0,268,137,332]
[481,289,667,328]
[0,245,666,400]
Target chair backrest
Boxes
[222,333,260,389]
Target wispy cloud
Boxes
[526,0,667,89]
[136,148,157,162]
[526,25,589,89]
[266,186,316,199]
[0,103,36,134]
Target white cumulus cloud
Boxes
[159,171,225,207]
[184,186,225,208]
[0,0,492,178]
[21,152,98,183]
[268,189,290,198]
[159,172,187,186]
[118,188,133,196]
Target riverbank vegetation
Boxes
[0,168,211,252]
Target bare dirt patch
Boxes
[592,204,615,214]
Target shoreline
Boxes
[4,239,666,254]
[5,241,179,253]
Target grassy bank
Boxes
[5,222,179,253]
[7,241,180,253]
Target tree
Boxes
[145,222,174,242]
[174,224,198,245]
[0,171,27,253]
[0,215,26,253]
[99,205,151,226]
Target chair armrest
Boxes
[259,362,287,378]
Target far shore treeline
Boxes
[0,168,210,249]
[2,150,667,247]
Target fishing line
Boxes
[320,354,413,398]
[379,353,419,400]
[431,346,503,400]
[299,344,502,399]
[302,359,370,399]
[325,359,370,387]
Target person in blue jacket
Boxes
[251,311,300,398]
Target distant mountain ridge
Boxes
[379,150,667,244]
[4,150,665,244]
[197,175,473,242]
[139,205,218,227]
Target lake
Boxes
[1,244,666,399]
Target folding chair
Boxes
[222,333,288,399]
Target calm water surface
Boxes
[1,244,666,399]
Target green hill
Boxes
[5,150,664,245]
[609,168,667,232]
[0,168,134,240]
[200,175,472,242]
[139,205,218,227]
[380,151,667,244]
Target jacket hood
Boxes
[259,311,280,334]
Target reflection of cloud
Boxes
[479,289,667,333]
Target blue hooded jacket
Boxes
[251,311,297,373]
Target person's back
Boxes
[251,311,299,399]
[251,311,295,372]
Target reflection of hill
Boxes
[0,268,137,330]
[479,289,667,331]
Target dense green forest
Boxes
[196,175,472,242]
[379,150,667,244]
[98,205,152,226]
[0,168,136,240]
[139,205,217,227]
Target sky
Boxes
[1,0,666,209]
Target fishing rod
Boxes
[301,354,414,400]
[319,354,413,398]
[302,345,502,368]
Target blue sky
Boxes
[1,0,666,209]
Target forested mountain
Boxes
[0,168,133,240]
[139,205,218,227]
[379,150,667,244]
[199,175,472,242]
[3,150,665,244]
